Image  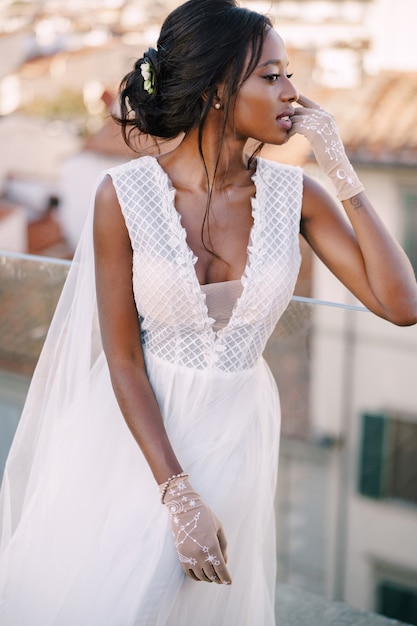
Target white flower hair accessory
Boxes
[140,60,154,95]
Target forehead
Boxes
[257,29,288,66]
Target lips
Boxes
[276,111,293,130]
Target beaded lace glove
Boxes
[160,475,232,585]
[289,94,364,201]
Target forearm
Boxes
[93,177,183,484]
[342,191,417,324]
[292,95,417,325]
[108,357,183,484]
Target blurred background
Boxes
[1,0,417,290]
[1,1,417,623]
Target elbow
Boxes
[384,300,417,327]
[390,316,417,327]
[391,314,417,327]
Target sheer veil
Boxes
[0,175,104,588]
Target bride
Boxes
[1,1,416,624]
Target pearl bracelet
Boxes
[159,472,189,503]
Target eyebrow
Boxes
[257,58,288,68]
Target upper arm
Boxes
[300,174,382,313]
[93,174,144,368]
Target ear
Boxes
[212,94,222,110]
[214,82,227,104]
[202,83,226,108]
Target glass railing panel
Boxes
[0,251,70,376]
[0,252,70,472]
[1,252,417,624]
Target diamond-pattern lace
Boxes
[108,156,302,372]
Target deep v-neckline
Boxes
[150,155,259,280]
[148,155,261,335]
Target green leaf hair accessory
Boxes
[140,61,154,95]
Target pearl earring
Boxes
[214,102,221,110]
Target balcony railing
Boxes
[1,251,416,626]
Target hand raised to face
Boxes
[289,94,364,201]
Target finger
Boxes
[287,118,308,139]
[186,568,202,582]
[210,513,232,584]
[206,567,223,585]
[289,107,321,122]
[200,566,214,583]
[213,556,232,586]
[296,94,322,110]
[217,526,228,563]
[202,567,216,583]
[214,564,232,585]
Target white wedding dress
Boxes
[0,156,302,625]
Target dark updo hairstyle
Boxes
[115,0,272,257]
[116,0,272,150]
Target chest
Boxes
[113,157,303,323]
[173,184,255,285]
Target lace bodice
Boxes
[108,156,302,372]
[201,280,243,332]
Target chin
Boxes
[268,133,290,147]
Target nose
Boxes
[281,76,298,103]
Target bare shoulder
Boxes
[301,173,338,223]
[93,174,131,256]
[94,174,127,232]
[94,174,120,214]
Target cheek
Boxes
[234,98,272,138]
[234,88,267,122]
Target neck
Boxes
[160,115,255,192]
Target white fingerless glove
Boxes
[290,95,364,201]
[160,475,232,585]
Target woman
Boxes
[1,0,416,624]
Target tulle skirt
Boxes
[0,349,280,625]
